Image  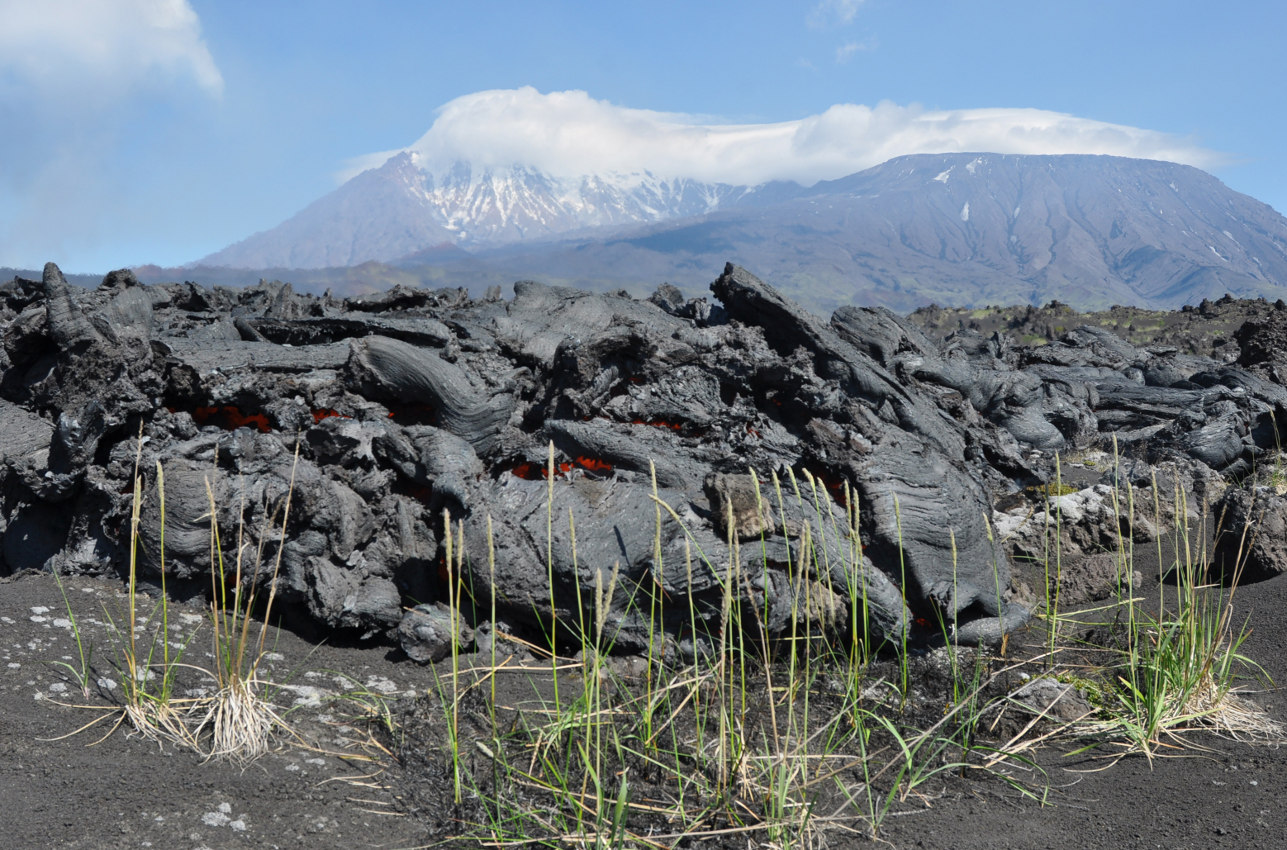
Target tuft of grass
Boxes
[195,446,300,762]
[54,436,304,763]
[1046,438,1281,761]
[96,443,202,750]
[47,563,94,700]
[1086,481,1279,759]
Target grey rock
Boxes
[1213,486,1287,583]
[1011,676,1097,723]
[399,602,474,664]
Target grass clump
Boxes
[83,446,203,751]
[56,436,302,763]
[1086,472,1279,758]
[1031,441,1280,764]
[195,448,299,762]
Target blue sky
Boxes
[1,0,1283,273]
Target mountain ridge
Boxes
[193,152,1287,313]
[200,152,765,269]
[484,153,1287,312]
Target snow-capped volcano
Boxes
[413,154,750,246]
[200,151,757,269]
[194,146,1287,317]
[198,87,1230,272]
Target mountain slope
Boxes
[416,160,755,246]
[812,154,1287,306]
[488,154,1287,312]
[202,153,459,269]
[196,151,1287,313]
[201,153,761,269]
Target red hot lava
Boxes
[312,408,349,424]
[631,418,684,432]
[191,405,272,433]
[509,456,616,480]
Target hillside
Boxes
[490,154,1287,313]
[185,153,1287,313]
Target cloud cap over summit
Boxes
[341,87,1222,187]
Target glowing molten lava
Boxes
[804,470,852,509]
[575,456,613,473]
[192,405,272,433]
[508,455,615,480]
[631,418,684,432]
[312,408,349,424]
[384,403,437,425]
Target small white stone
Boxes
[363,675,399,694]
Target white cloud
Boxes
[0,0,221,269]
[809,0,867,28]
[835,40,871,63]
[352,88,1221,188]
[0,0,223,99]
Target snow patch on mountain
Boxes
[198,149,768,269]
[403,155,749,247]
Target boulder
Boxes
[1212,485,1287,583]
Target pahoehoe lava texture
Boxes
[5,261,1287,656]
